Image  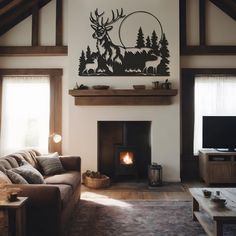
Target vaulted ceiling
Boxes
[0,0,52,36]
[0,0,235,38]
[209,0,236,21]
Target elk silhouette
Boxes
[90,9,126,73]
[88,9,162,75]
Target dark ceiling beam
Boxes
[56,0,62,46]
[31,3,39,46]
[209,0,236,21]
[0,0,23,15]
[0,46,68,56]
[199,0,206,46]
[0,0,52,36]
[0,0,13,9]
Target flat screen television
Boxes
[203,116,236,151]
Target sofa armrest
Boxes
[59,156,81,172]
[7,184,61,208]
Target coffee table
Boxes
[189,188,236,236]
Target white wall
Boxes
[1,0,235,181]
[68,0,180,182]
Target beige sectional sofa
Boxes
[0,149,81,236]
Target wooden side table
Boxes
[0,197,28,236]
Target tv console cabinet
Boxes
[199,150,236,185]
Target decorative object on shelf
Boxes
[73,82,79,90]
[73,83,89,90]
[148,163,162,187]
[92,85,110,90]
[78,84,89,90]
[82,170,110,189]
[78,8,170,76]
[161,79,171,89]
[152,81,159,89]
[7,192,18,202]
[133,85,145,90]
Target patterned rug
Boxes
[69,199,236,236]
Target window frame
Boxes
[181,68,236,180]
[0,69,62,154]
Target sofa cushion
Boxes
[0,159,12,170]
[36,153,65,176]
[4,157,19,168]
[0,166,6,174]
[45,171,81,190]
[0,170,12,184]
[12,150,38,168]
[6,169,28,184]
[11,160,45,184]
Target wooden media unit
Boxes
[199,150,236,185]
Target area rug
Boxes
[68,199,236,236]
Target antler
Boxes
[103,8,125,26]
[90,9,104,26]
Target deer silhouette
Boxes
[143,56,161,74]
[82,57,98,74]
[90,9,125,73]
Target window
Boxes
[181,69,236,180]
[194,76,236,154]
[0,69,62,156]
[1,76,50,155]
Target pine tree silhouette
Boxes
[146,36,151,48]
[136,27,145,48]
[151,30,158,50]
[157,34,170,76]
[86,46,92,62]
[79,50,86,75]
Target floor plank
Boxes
[81,181,204,200]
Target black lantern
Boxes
[148,163,162,187]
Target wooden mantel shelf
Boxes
[69,89,178,106]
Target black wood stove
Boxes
[114,123,138,180]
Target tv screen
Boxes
[203,116,236,151]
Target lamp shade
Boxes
[52,134,62,143]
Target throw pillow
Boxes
[6,170,28,184]
[11,160,45,184]
[36,152,65,176]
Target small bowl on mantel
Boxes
[133,85,146,90]
[92,85,110,90]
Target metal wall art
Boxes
[78,8,170,76]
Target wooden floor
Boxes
[81,181,205,201]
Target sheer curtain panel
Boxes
[0,76,50,155]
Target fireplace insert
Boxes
[114,145,138,180]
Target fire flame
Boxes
[120,152,133,165]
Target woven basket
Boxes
[83,175,110,189]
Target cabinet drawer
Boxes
[209,156,231,161]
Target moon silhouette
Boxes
[118,11,163,49]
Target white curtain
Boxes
[0,76,50,155]
[194,76,236,154]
